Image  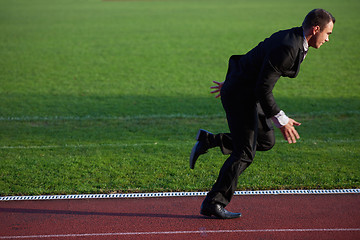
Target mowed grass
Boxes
[0,0,359,196]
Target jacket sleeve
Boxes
[255,45,295,118]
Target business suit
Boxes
[203,27,307,207]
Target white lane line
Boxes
[1,113,220,121]
[1,189,359,201]
[0,142,160,149]
[1,138,359,150]
[1,228,360,239]
[1,110,359,121]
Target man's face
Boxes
[309,21,334,49]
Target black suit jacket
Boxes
[222,27,306,118]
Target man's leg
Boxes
[200,92,258,218]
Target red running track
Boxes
[0,194,359,239]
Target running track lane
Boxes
[0,194,359,239]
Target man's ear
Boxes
[312,26,320,35]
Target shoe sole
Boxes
[200,209,241,219]
[200,209,212,217]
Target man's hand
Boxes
[210,81,224,98]
[280,118,301,144]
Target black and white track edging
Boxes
[1,189,359,201]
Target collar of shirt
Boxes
[303,31,309,52]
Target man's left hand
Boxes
[280,118,301,144]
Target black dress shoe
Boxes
[189,129,212,169]
[200,202,241,219]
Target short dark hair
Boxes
[302,9,335,31]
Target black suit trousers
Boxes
[204,89,275,207]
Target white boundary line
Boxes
[1,113,218,121]
[1,189,359,201]
[1,138,359,150]
[1,110,359,121]
[1,228,360,239]
[0,142,160,149]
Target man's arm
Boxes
[255,45,295,118]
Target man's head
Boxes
[302,9,335,49]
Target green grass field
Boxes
[0,0,359,196]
